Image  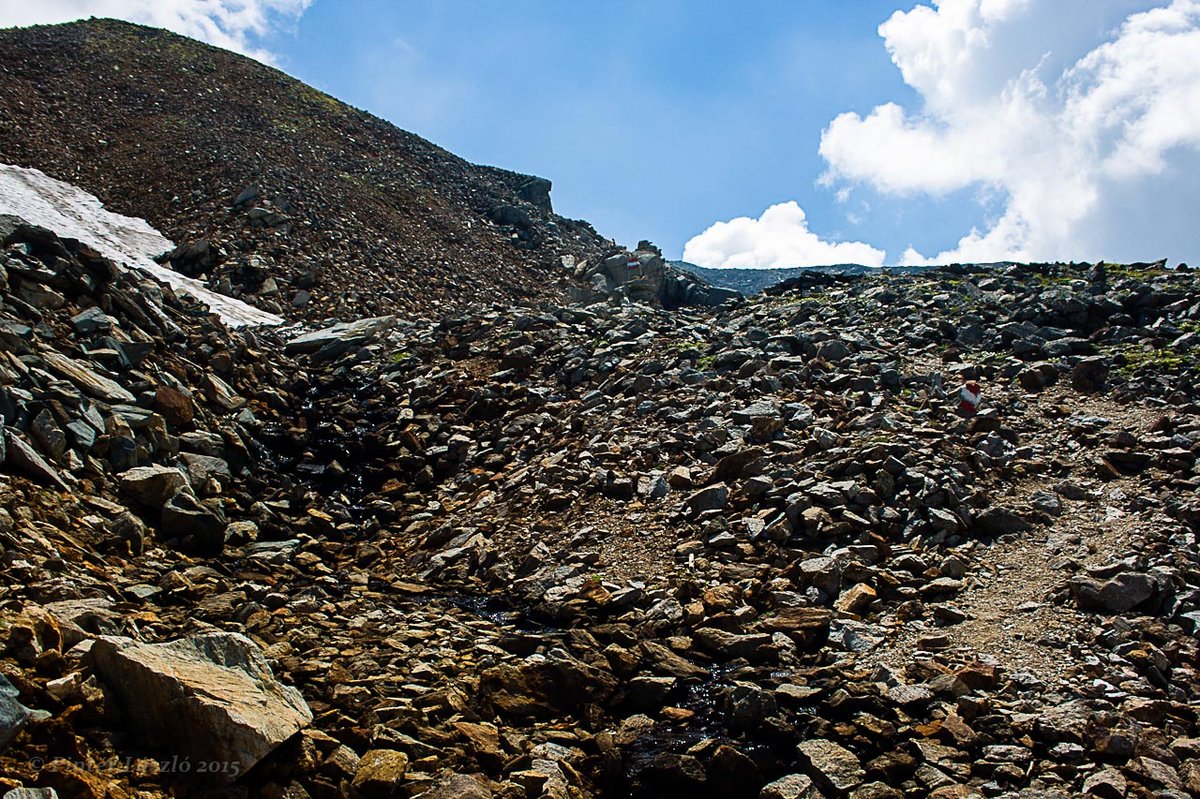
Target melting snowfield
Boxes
[0,163,282,327]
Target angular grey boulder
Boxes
[4,428,68,490]
[1071,572,1159,614]
[89,631,312,783]
[0,674,31,752]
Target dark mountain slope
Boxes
[0,18,609,319]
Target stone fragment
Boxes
[285,316,394,354]
[0,674,32,752]
[41,351,135,403]
[37,762,112,799]
[687,482,729,513]
[835,583,876,615]
[1071,572,1157,613]
[71,306,115,334]
[1082,768,1127,798]
[161,490,228,555]
[1071,357,1109,392]
[796,739,864,793]
[352,749,409,798]
[4,789,60,799]
[154,385,195,426]
[4,429,68,489]
[760,773,821,799]
[413,773,493,799]
[975,506,1029,536]
[118,465,187,507]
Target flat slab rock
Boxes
[284,316,395,354]
[89,631,312,782]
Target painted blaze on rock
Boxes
[89,631,312,783]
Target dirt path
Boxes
[866,389,1161,681]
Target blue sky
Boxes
[267,1,957,260]
[5,0,1200,266]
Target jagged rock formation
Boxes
[1,214,1198,797]
[0,19,613,320]
[572,242,742,309]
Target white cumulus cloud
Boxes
[820,0,1200,265]
[0,0,311,63]
[682,201,886,268]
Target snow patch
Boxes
[0,163,282,328]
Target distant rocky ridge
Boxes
[575,243,743,309]
[675,260,1177,296]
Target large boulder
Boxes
[89,632,312,782]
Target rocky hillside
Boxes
[0,18,613,320]
[1,207,1198,799]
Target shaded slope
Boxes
[0,18,609,320]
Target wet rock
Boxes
[634,752,706,793]
[725,681,777,730]
[89,631,312,782]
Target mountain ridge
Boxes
[0,18,611,320]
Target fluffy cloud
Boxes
[0,0,311,63]
[682,201,886,268]
[821,0,1200,265]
